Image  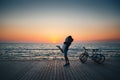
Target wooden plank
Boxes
[0,59,120,80]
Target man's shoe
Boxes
[63,64,68,67]
[67,63,70,65]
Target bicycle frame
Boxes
[80,47,105,64]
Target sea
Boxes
[0,41,120,60]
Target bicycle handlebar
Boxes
[83,47,102,52]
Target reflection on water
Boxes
[0,42,120,60]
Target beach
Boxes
[0,57,120,80]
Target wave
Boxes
[0,42,120,60]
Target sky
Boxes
[0,0,120,43]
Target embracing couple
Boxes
[56,35,73,67]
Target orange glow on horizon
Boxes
[0,23,120,43]
[0,33,120,43]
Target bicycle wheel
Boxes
[94,54,105,64]
[79,53,88,63]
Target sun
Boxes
[52,40,57,44]
[50,37,58,44]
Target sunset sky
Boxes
[0,0,120,43]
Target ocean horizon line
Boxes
[0,40,120,44]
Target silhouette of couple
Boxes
[56,35,73,67]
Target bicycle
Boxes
[79,47,105,64]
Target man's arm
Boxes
[56,45,63,53]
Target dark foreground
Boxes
[0,58,120,80]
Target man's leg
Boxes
[64,50,70,66]
[64,56,70,66]
[64,55,67,64]
[65,56,69,64]
[66,57,69,64]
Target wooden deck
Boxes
[0,58,120,80]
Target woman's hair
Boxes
[68,35,73,42]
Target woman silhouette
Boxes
[56,35,73,66]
